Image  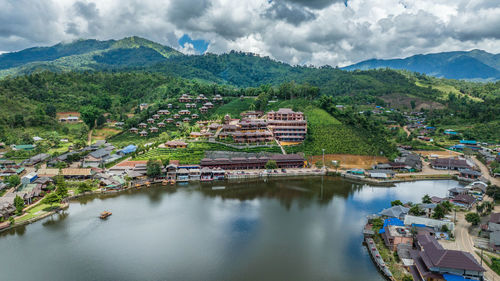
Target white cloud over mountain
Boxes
[0,0,499,66]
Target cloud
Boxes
[0,0,500,67]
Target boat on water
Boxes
[100,211,112,219]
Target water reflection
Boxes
[0,177,460,281]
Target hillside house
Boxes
[149,127,159,133]
[138,123,147,128]
[129,127,139,133]
[179,94,192,103]
[431,158,471,170]
[203,102,214,109]
[147,118,155,124]
[139,130,148,137]
[158,110,170,115]
[152,114,160,119]
[165,141,187,149]
[200,106,208,114]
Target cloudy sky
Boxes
[1,0,500,66]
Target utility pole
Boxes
[322,148,325,170]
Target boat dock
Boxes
[365,238,394,280]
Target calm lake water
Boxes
[0,177,461,281]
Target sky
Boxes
[1,0,500,67]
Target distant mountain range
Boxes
[342,50,500,81]
[1,36,499,82]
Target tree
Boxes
[402,275,413,281]
[265,160,278,170]
[441,201,453,214]
[432,204,445,219]
[465,212,480,225]
[7,175,20,188]
[422,194,432,204]
[80,105,102,128]
[42,192,61,206]
[391,200,403,206]
[45,104,57,118]
[78,182,92,193]
[441,224,449,233]
[146,159,162,178]
[410,100,416,110]
[14,196,24,215]
[409,205,424,216]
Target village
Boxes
[0,93,500,281]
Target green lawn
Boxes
[15,203,60,223]
[210,98,256,118]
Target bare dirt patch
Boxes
[309,154,388,169]
[414,150,462,158]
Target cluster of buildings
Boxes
[370,197,486,281]
[129,94,223,137]
[193,108,307,145]
[200,153,306,170]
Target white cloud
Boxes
[0,0,499,67]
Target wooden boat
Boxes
[100,211,112,219]
[162,180,169,186]
[170,180,176,185]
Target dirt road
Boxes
[473,156,500,187]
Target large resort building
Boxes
[200,153,305,170]
[266,109,307,144]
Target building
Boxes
[213,94,223,102]
[61,168,93,179]
[267,108,304,121]
[200,106,208,114]
[158,110,170,115]
[233,131,273,144]
[404,215,455,232]
[366,169,396,179]
[189,169,201,181]
[176,168,190,182]
[203,102,214,109]
[147,118,155,124]
[451,194,476,209]
[21,172,38,185]
[200,154,305,170]
[84,148,111,167]
[23,153,50,166]
[459,169,482,180]
[179,110,191,115]
[149,127,159,133]
[410,234,485,281]
[138,123,147,128]
[139,130,148,137]
[118,145,137,155]
[129,127,139,133]
[382,225,413,251]
[201,167,213,181]
[165,141,187,149]
[379,205,409,220]
[240,111,264,118]
[431,158,471,170]
[158,122,166,128]
[179,94,192,103]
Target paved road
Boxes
[473,156,500,187]
[440,211,499,281]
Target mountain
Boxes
[0,36,181,77]
[342,50,500,81]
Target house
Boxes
[179,94,192,103]
[404,215,455,232]
[158,110,170,115]
[190,132,203,139]
[138,123,147,128]
[12,144,36,151]
[166,164,177,180]
[0,193,16,219]
[191,114,199,119]
[451,194,476,209]
[176,168,189,182]
[129,127,139,134]
[179,110,191,115]
[84,148,110,167]
[176,122,181,127]
[449,187,468,197]
[165,141,187,149]
[212,169,225,180]
[196,94,207,102]
[366,169,396,179]
[189,169,201,181]
[267,108,304,121]
[203,102,214,109]
[152,114,160,120]
[61,168,92,179]
[468,181,488,194]
[431,158,471,170]
[381,225,413,251]
[201,167,213,181]
[149,127,159,133]
[24,153,51,166]
[459,169,482,180]
[147,118,155,124]
[416,203,437,218]
[139,130,148,137]
[166,118,174,123]
[139,103,148,110]
[410,234,484,281]
[173,114,180,119]
[158,122,166,128]
[21,172,38,185]
[117,145,137,156]
[16,183,42,204]
[200,106,208,114]
[213,94,223,102]
[379,205,409,220]
[183,117,190,123]
[240,111,264,118]
[167,104,173,109]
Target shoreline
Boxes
[1,171,459,233]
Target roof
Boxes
[367,169,396,175]
[89,148,110,159]
[379,206,409,218]
[453,194,475,205]
[490,213,500,224]
[460,169,482,176]
[165,140,187,146]
[420,234,484,272]
[120,145,137,154]
[61,168,92,176]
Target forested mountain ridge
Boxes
[0,36,181,77]
[343,49,500,81]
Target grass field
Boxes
[15,203,61,223]
[210,98,256,118]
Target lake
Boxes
[0,177,460,281]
